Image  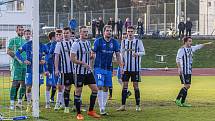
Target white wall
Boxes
[0,0,32,66]
[199,0,215,35]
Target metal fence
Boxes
[39,4,201,35]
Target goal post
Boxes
[32,0,40,118]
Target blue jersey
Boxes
[93,37,120,71]
[16,41,48,73]
[46,41,54,72]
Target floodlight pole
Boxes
[32,0,40,118]
[71,0,73,19]
[164,3,167,35]
[54,0,56,27]
[115,0,118,34]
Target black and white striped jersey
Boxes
[54,39,74,73]
[176,44,204,74]
[70,39,91,74]
[121,38,145,72]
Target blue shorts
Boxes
[116,67,122,79]
[25,73,44,86]
[46,71,57,86]
[94,68,112,87]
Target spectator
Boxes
[97,16,105,36]
[178,19,185,40]
[137,18,144,38]
[92,19,97,38]
[185,17,192,37]
[116,17,123,39]
[124,17,131,32]
[107,17,115,34]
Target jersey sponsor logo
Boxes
[109,43,113,48]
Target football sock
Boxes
[103,91,108,110]
[64,89,70,107]
[98,90,103,111]
[51,86,56,100]
[74,95,81,114]
[134,88,140,106]
[45,90,50,104]
[10,87,17,101]
[109,87,113,97]
[122,88,128,105]
[89,92,97,111]
[181,88,188,104]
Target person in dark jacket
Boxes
[137,18,144,38]
[92,19,97,38]
[107,17,115,34]
[116,17,123,39]
[185,17,192,37]
[97,16,105,36]
[124,17,131,32]
[178,19,185,40]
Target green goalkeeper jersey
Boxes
[8,36,27,69]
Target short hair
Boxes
[24,29,31,33]
[55,29,63,33]
[63,27,72,32]
[103,25,112,32]
[183,37,192,44]
[48,31,55,40]
[127,26,135,30]
[16,25,23,29]
[79,26,87,32]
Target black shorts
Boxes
[180,74,191,84]
[74,73,96,87]
[60,73,74,86]
[122,71,141,82]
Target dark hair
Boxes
[79,25,87,30]
[55,29,63,33]
[127,26,135,30]
[16,25,23,29]
[183,37,192,44]
[63,27,72,32]
[48,31,55,40]
[24,29,31,33]
[103,25,112,32]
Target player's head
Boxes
[103,25,112,38]
[71,30,76,39]
[127,26,135,39]
[110,17,113,21]
[55,29,63,42]
[79,26,88,40]
[63,27,71,40]
[183,37,192,47]
[187,17,190,21]
[99,16,102,20]
[16,25,24,37]
[122,32,127,40]
[24,29,31,40]
[48,31,55,41]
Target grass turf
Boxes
[142,39,215,68]
[1,76,215,121]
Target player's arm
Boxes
[115,52,123,69]
[192,42,213,52]
[15,44,31,65]
[54,42,61,76]
[91,39,99,59]
[7,39,15,58]
[176,48,183,75]
[70,42,91,70]
[133,40,145,57]
[115,41,123,68]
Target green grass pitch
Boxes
[1,76,215,121]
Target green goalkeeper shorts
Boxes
[11,68,26,81]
